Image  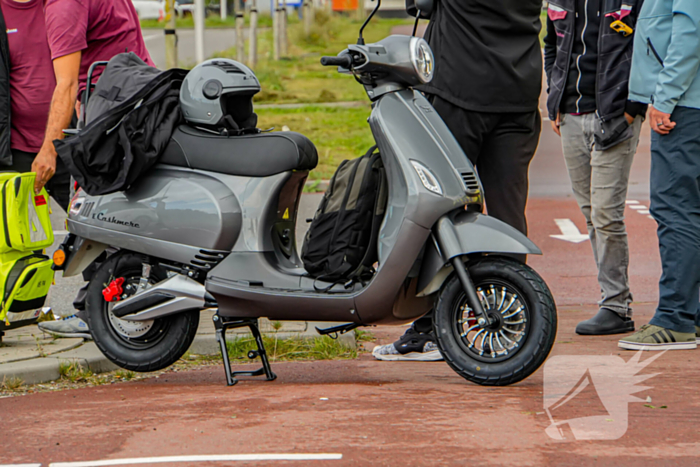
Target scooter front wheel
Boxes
[85,252,200,372]
[433,257,557,386]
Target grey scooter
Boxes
[55,0,556,386]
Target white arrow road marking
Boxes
[0,464,42,467]
[49,454,343,467]
[550,219,590,244]
[626,200,639,205]
[629,205,647,210]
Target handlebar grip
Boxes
[320,55,353,68]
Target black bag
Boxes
[301,146,387,284]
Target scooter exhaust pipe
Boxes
[111,274,212,321]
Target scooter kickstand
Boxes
[213,314,278,387]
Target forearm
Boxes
[38,80,78,158]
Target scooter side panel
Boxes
[69,166,242,253]
[369,90,478,235]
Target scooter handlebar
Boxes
[320,55,354,68]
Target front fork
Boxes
[449,256,491,327]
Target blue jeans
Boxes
[649,106,700,333]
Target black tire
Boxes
[433,257,557,386]
[84,252,199,372]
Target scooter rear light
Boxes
[68,188,85,217]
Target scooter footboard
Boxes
[416,211,542,296]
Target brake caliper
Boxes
[102,277,125,302]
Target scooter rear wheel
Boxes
[433,257,557,386]
[85,252,200,372]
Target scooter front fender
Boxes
[416,211,542,296]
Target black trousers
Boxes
[430,95,541,237]
[2,149,72,212]
[411,97,541,335]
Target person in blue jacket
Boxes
[619,0,700,350]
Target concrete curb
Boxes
[1,324,356,386]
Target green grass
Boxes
[226,334,357,362]
[59,361,94,383]
[141,13,280,29]
[1,376,24,391]
[214,12,412,104]
[257,105,373,180]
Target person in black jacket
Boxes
[373,0,543,362]
[544,0,647,336]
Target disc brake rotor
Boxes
[457,282,529,361]
[107,301,155,339]
[105,279,155,339]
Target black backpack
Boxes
[301,146,388,284]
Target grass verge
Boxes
[257,105,374,181]
[214,12,412,104]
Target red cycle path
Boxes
[4,104,698,466]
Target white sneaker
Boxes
[38,315,91,339]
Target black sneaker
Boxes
[372,328,443,361]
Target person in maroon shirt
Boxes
[31,0,154,195]
[35,0,154,338]
[0,0,70,210]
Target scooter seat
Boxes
[160,125,318,176]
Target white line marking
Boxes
[0,464,42,467]
[625,200,639,205]
[50,453,343,467]
[143,33,161,42]
[638,209,650,214]
[54,230,69,236]
[648,215,654,220]
[629,205,647,210]
[550,219,589,243]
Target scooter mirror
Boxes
[405,0,433,18]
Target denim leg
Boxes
[587,116,641,318]
[649,107,700,334]
[559,114,598,265]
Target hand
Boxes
[31,150,56,194]
[625,113,634,125]
[649,106,676,135]
[551,112,561,137]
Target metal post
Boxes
[303,0,312,36]
[248,0,258,68]
[221,0,227,19]
[356,0,364,20]
[273,0,280,61]
[280,0,288,57]
[235,0,245,62]
[164,0,178,69]
[194,0,205,63]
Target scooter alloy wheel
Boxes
[433,257,557,386]
[85,252,200,372]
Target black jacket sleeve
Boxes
[543,16,557,91]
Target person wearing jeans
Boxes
[619,0,700,351]
[544,0,647,335]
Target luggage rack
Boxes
[213,314,277,386]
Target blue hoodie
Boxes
[629,0,700,114]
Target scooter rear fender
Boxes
[416,211,542,296]
[61,235,109,278]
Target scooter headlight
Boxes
[409,37,434,84]
[411,160,443,195]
